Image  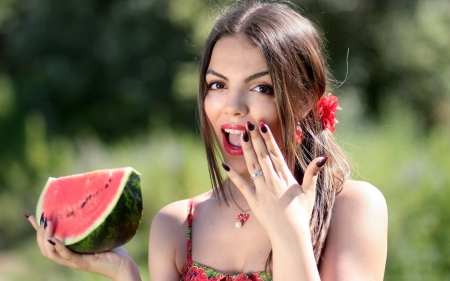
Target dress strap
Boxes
[186,198,194,263]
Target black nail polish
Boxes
[24,214,29,219]
[47,239,55,246]
[260,122,268,133]
[44,218,48,229]
[243,131,249,142]
[40,212,44,225]
[247,121,255,131]
[316,156,328,168]
[221,163,230,172]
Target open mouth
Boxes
[221,125,245,156]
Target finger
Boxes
[48,237,89,271]
[241,128,263,176]
[26,215,39,231]
[241,125,262,179]
[221,163,255,200]
[257,122,290,181]
[244,121,272,181]
[42,220,89,270]
[302,156,328,193]
[41,216,55,257]
[36,213,47,256]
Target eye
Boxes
[253,84,274,95]
[208,82,226,90]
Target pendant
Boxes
[235,212,249,228]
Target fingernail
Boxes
[44,218,48,229]
[221,163,230,172]
[24,214,29,219]
[247,121,255,131]
[47,239,55,246]
[260,122,268,133]
[243,130,249,142]
[40,213,44,225]
[316,156,328,168]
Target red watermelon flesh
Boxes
[36,167,143,253]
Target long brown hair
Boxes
[198,0,351,264]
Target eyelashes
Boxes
[207,82,274,95]
[208,81,226,90]
[253,84,274,95]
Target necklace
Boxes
[229,186,251,228]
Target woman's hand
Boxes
[222,121,327,237]
[26,215,141,281]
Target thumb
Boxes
[302,156,328,193]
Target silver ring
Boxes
[250,170,263,181]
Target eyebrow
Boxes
[206,69,270,82]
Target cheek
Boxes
[204,95,221,118]
[258,102,282,143]
[204,94,225,141]
[204,95,220,123]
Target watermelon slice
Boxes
[36,167,143,253]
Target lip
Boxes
[221,124,246,130]
[221,123,246,156]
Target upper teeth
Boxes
[224,129,243,134]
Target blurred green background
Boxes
[0,0,449,280]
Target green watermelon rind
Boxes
[35,167,143,253]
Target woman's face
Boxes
[204,35,282,176]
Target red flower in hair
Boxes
[316,93,342,133]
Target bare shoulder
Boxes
[148,199,191,279]
[335,180,387,216]
[319,180,388,281]
[151,191,213,230]
[149,192,214,279]
[332,180,388,242]
[151,199,191,231]
[150,197,201,254]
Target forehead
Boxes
[208,36,268,73]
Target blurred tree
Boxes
[0,0,200,190]
[295,0,449,130]
[1,0,200,140]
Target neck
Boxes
[224,178,251,212]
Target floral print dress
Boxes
[180,199,273,281]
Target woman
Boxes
[27,1,388,280]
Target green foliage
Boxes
[0,0,202,193]
[1,0,199,141]
[290,0,450,129]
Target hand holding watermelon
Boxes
[26,167,144,280]
[27,215,141,281]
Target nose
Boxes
[224,87,248,116]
